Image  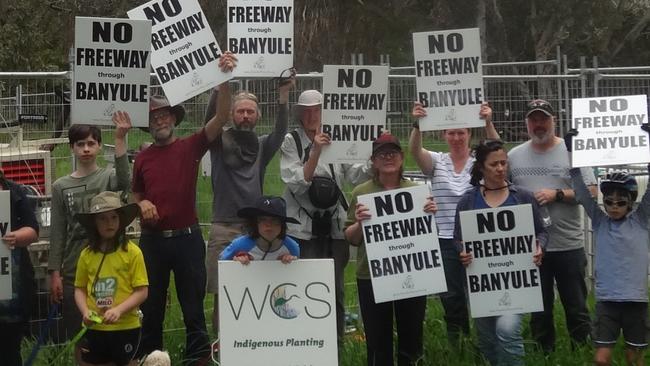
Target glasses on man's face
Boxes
[150,110,172,123]
[603,198,629,208]
[375,150,400,160]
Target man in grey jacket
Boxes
[204,73,295,333]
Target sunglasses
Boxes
[603,199,629,207]
[374,150,400,159]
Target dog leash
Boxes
[49,312,103,365]
[23,303,58,366]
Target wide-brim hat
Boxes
[237,196,300,224]
[140,95,185,133]
[525,99,554,118]
[75,191,140,234]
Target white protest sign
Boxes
[218,259,338,366]
[358,185,446,303]
[128,0,231,106]
[571,95,649,167]
[0,191,12,300]
[72,17,151,127]
[412,28,484,131]
[320,65,388,163]
[459,204,543,318]
[227,0,294,77]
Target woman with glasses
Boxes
[453,140,547,365]
[344,133,437,366]
[409,101,499,345]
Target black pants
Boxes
[530,247,591,352]
[0,322,26,366]
[357,279,426,366]
[439,238,470,344]
[138,231,209,365]
[298,237,349,343]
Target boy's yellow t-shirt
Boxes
[74,240,148,331]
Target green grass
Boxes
[26,131,649,364]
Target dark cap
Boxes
[237,196,300,224]
[372,133,402,156]
[526,99,554,118]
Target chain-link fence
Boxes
[1,55,649,344]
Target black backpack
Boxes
[290,130,349,211]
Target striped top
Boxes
[429,151,474,238]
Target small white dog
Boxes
[141,350,171,366]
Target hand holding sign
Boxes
[2,231,17,249]
[354,202,371,223]
[479,102,493,124]
[218,51,238,73]
[412,101,427,119]
[423,196,438,214]
[533,241,543,266]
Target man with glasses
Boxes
[203,68,295,335]
[508,99,597,353]
[132,53,236,364]
[280,90,370,350]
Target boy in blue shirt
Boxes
[566,129,649,366]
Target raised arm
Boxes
[480,102,500,140]
[409,102,434,176]
[204,52,237,143]
[260,74,295,166]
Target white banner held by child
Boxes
[218,259,338,366]
[571,95,649,167]
[412,28,484,131]
[358,185,446,303]
[0,191,12,300]
[227,0,294,77]
[72,17,151,127]
[320,65,388,163]
[459,204,543,318]
[128,0,232,106]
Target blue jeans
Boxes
[138,231,210,365]
[530,248,591,352]
[439,239,470,344]
[475,314,524,366]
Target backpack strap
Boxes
[291,130,310,164]
[329,164,349,212]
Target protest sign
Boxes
[128,0,231,106]
[218,259,337,366]
[571,95,649,167]
[357,185,446,303]
[459,204,543,318]
[320,65,388,163]
[227,0,293,77]
[72,17,151,127]
[0,191,12,300]
[412,28,484,131]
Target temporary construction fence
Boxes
[1,52,649,344]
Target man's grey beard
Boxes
[233,122,255,132]
[530,132,553,145]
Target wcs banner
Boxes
[218,259,338,366]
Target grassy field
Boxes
[23,129,649,364]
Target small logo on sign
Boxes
[191,72,202,87]
[346,143,358,157]
[103,104,116,117]
[498,291,512,307]
[254,56,266,70]
[402,275,414,289]
[445,109,457,121]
